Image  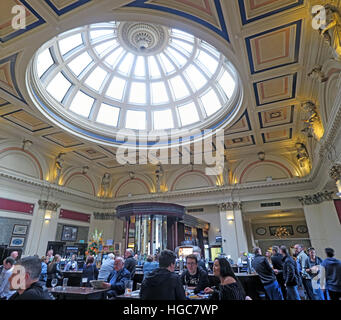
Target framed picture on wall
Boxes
[9,237,25,247]
[12,224,28,235]
[61,225,78,242]
[269,225,294,236]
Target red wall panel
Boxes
[59,209,91,223]
[0,197,34,214]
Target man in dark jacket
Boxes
[280,246,301,300]
[140,249,186,300]
[124,248,136,279]
[321,248,341,300]
[180,254,209,294]
[9,256,54,300]
[271,246,286,299]
[251,247,283,300]
[102,257,131,298]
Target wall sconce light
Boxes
[258,151,265,161]
[44,210,52,222]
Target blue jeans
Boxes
[264,280,284,300]
[286,286,301,300]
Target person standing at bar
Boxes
[251,247,283,300]
[271,246,286,299]
[294,244,315,300]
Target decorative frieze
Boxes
[298,190,334,205]
[38,200,60,212]
[93,212,116,220]
[219,202,242,211]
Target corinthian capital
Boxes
[219,202,242,211]
[329,163,341,181]
[38,200,60,212]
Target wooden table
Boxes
[48,286,109,300]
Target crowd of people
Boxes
[0,244,340,300]
[251,245,341,300]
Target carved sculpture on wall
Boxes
[295,142,310,169]
[100,172,111,197]
[329,163,341,197]
[82,166,89,174]
[307,65,329,82]
[219,202,242,211]
[315,4,341,61]
[54,152,65,184]
[298,190,334,205]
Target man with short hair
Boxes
[8,256,54,300]
[140,249,186,300]
[102,257,130,298]
[271,246,286,299]
[10,251,19,261]
[294,244,315,300]
[193,250,207,272]
[321,248,341,301]
[0,257,16,300]
[98,253,115,280]
[251,247,283,300]
[180,254,209,294]
[46,249,54,264]
[64,254,78,271]
[124,248,136,279]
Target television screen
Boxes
[61,226,78,242]
[215,236,222,243]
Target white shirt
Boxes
[0,266,16,299]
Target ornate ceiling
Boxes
[0,0,339,199]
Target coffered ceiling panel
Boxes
[253,73,297,106]
[258,105,294,129]
[74,147,108,161]
[0,0,45,43]
[43,131,83,148]
[43,0,91,16]
[225,135,255,149]
[0,53,25,103]
[1,109,52,132]
[238,0,304,24]
[225,110,252,135]
[261,128,293,143]
[125,0,229,42]
[246,20,301,74]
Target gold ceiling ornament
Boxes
[274,226,290,239]
[295,142,311,173]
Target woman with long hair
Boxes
[204,258,246,300]
[46,254,62,287]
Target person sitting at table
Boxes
[47,254,63,287]
[143,255,159,279]
[0,257,16,300]
[9,256,54,300]
[140,249,186,300]
[180,254,209,294]
[82,256,98,286]
[39,256,49,283]
[101,257,130,298]
[204,258,246,300]
[98,253,115,280]
[64,254,78,271]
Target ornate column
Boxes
[33,200,60,256]
[299,190,341,257]
[218,202,248,262]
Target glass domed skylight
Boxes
[28,21,241,147]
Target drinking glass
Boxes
[81,277,88,289]
[51,279,58,291]
[62,278,68,291]
[124,280,133,296]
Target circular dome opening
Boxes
[27,21,243,148]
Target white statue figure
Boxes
[317,4,341,60]
[55,153,65,184]
[101,172,111,197]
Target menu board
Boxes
[178,247,193,257]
